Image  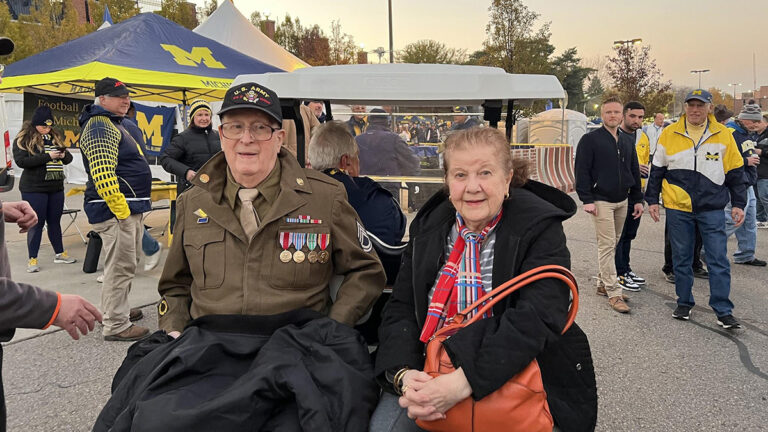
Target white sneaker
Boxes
[757,221,768,229]
[144,244,163,271]
[96,274,104,283]
[53,251,77,264]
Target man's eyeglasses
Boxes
[220,122,280,141]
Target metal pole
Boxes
[388,0,394,63]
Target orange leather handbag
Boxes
[416,265,579,432]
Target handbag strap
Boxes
[438,265,578,337]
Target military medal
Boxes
[293,232,306,263]
[279,232,292,263]
[307,233,318,263]
[318,233,330,264]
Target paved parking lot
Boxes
[2,186,767,431]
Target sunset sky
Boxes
[196,0,768,94]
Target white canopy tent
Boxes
[194,0,309,72]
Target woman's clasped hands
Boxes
[398,367,472,422]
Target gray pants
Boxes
[369,392,425,432]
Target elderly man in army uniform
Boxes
[158,82,386,336]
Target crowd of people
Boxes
[0,31,764,430]
[575,90,767,328]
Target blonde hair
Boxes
[443,127,529,188]
[15,120,63,154]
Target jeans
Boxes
[21,191,65,258]
[142,228,160,256]
[724,186,757,262]
[666,209,734,317]
[756,180,768,223]
[615,210,641,275]
[663,219,704,273]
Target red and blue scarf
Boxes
[419,210,502,342]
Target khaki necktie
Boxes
[238,188,260,240]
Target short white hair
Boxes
[94,96,102,106]
[308,121,357,171]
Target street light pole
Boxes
[728,83,742,111]
[690,69,710,88]
[388,0,394,63]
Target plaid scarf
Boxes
[419,210,502,342]
[43,135,64,181]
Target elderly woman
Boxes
[371,127,597,432]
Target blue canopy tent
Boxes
[0,13,285,104]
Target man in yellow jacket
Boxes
[645,89,746,329]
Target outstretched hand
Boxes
[2,201,38,233]
[53,294,103,340]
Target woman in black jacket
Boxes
[159,99,221,194]
[371,128,597,432]
[12,106,75,273]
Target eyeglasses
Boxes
[220,122,280,141]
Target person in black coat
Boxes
[371,127,597,432]
[12,106,76,272]
[159,99,221,194]
[307,121,406,246]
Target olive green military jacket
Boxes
[157,150,386,332]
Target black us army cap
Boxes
[218,82,282,124]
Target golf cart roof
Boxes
[233,64,565,106]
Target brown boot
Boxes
[104,324,150,341]
[597,285,630,301]
[129,308,143,321]
[609,296,631,313]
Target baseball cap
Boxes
[0,37,13,56]
[684,89,712,104]
[95,77,134,97]
[217,82,282,123]
[452,106,469,113]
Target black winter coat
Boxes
[94,310,378,432]
[374,181,597,432]
[575,126,642,205]
[159,125,221,193]
[12,139,73,193]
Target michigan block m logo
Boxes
[137,112,163,150]
[160,44,225,69]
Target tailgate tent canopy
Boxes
[234,64,567,164]
[0,13,284,104]
[194,0,308,72]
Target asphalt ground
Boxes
[2,185,767,431]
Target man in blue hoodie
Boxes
[724,103,766,266]
[79,77,152,342]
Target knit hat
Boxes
[188,99,211,121]
[31,106,54,127]
[738,103,763,121]
[713,104,733,123]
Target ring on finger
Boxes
[402,384,410,394]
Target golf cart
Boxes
[234,64,569,343]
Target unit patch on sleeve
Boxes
[357,220,373,253]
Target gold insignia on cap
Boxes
[296,178,304,186]
[199,174,210,183]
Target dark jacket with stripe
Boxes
[12,138,73,193]
[94,310,378,432]
[78,105,152,224]
[374,181,597,432]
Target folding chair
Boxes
[62,204,87,244]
